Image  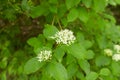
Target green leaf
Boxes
[21,0,30,11]
[86,71,98,80]
[27,37,43,48]
[58,4,67,18]
[78,7,89,23]
[93,0,107,12]
[83,40,93,49]
[67,63,78,79]
[82,0,92,8]
[115,0,120,4]
[76,71,86,80]
[65,0,81,9]
[95,55,111,67]
[54,46,65,62]
[24,57,45,74]
[49,5,58,13]
[66,55,76,65]
[76,32,85,42]
[34,47,51,55]
[1,71,6,80]
[67,44,86,60]
[43,24,58,39]
[99,68,111,76]
[96,35,107,49]
[109,0,117,6]
[30,5,48,18]
[67,8,79,22]
[45,62,68,80]
[111,61,120,76]
[48,0,58,4]
[78,60,90,74]
[85,50,95,60]
[0,57,7,69]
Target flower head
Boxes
[112,54,120,61]
[51,29,76,45]
[114,44,120,54]
[37,50,52,62]
[104,49,113,56]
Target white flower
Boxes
[112,54,120,61]
[114,45,120,54]
[104,49,113,56]
[37,50,52,62]
[51,29,76,45]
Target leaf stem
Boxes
[52,16,56,26]
[57,18,62,30]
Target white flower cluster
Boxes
[112,54,120,61]
[37,50,52,62]
[104,49,113,57]
[114,45,120,54]
[104,44,120,61]
[51,29,76,45]
[112,44,120,61]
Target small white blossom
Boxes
[51,29,76,45]
[104,49,113,56]
[114,45,120,54]
[112,54,120,61]
[37,50,52,62]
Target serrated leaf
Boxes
[95,55,111,67]
[45,62,68,80]
[86,71,98,80]
[43,24,58,39]
[100,68,111,76]
[67,8,79,22]
[78,7,89,23]
[78,60,90,74]
[67,44,86,60]
[66,0,81,9]
[24,57,45,74]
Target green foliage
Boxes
[67,8,78,22]
[45,62,68,80]
[24,57,45,74]
[99,68,111,76]
[1,0,120,80]
[43,24,58,39]
[86,71,98,80]
[95,55,111,67]
[65,0,81,9]
[78,60,90,74]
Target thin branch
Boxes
[57,18,62,30]
[52,16,56,26]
